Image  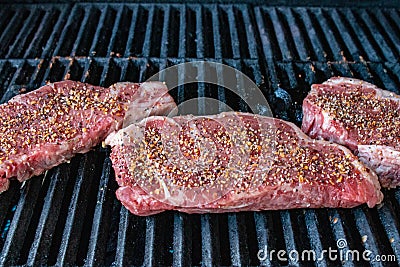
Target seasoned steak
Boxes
[106,112,382,216]
[302,77,400,187]
[0,80,177,192]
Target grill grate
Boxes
[0,2,400,266]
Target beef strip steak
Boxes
[0,80,177,192]
[302,77,400,187]
[106,112,382,216]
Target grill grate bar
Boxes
[241,7,258,59]
[0,61,27,104]
[195,6,204,58]
[349,62,374,83]
[385,63,400,94]
[280,211,300,266]
[226,6,241,59]
[178,6,186,58]
[0,183,19,248]
[0,10,15,39]
[329,62,351,77]
[99,7,119,57]
[310,9,344,62]
[368,63,398,93]
[201,6,214,58]
[0,11,28,58]
[377,202,400,266]
[5,9,40,59]
[164,7,178,57]
[172,214,191,267]
[13,60,37,88]
[211,6,222,59]
[201,215,213,266]
[115,207,130,267]
[88,6,109,57]
[264,59,280,91]
[253,7,274,60]
[119,55,133,81]
[341,9,382,62]
[143,217,156,266]
[303,210,328,266]
[376,14,399,52]
[175,59,186,110]
[228,60,249,112]
[85,157,114,266]
[149,7,165,57]
[18,10,52,59]
[279,62,298,88]
[394,190,400,217]
[215,61,228,113]
[123,6,139,58]
[228,214,251,266]
[228,214,242,266]
[279,8,310,61]
[69,8,92,57]
[141,6,155,58]
[201,215,221,266]
[56,153,100,266]
[293,9,326,61]
[253,213,272,266]
[352,208,384,265]
[99,59,111,86]
[370,10,400,58]
[81,59,94,83]
[245,59,270,113]
[51,5,80,57]
[327,210,351,266]
[28,59,47,89]
[160,6,171,58]
[266,8,293,61]
[0,175,44,266]
[26,167,70,266]
[197,61,206,114]
[357,10,398,61]
[104,59,123,86]
[387,9,400,34]
[302,62,317,85]
[39,7,71,58]
[105,6,124,58]
[47,58,70,83]
[328,9,361,61]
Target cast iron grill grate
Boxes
[0,3,399,266]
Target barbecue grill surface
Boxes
[0,2,400,266]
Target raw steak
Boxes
[106,112,382,216]
[302,77,400,187]
[0,80,177,192]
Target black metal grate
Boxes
[0,3,400,266]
